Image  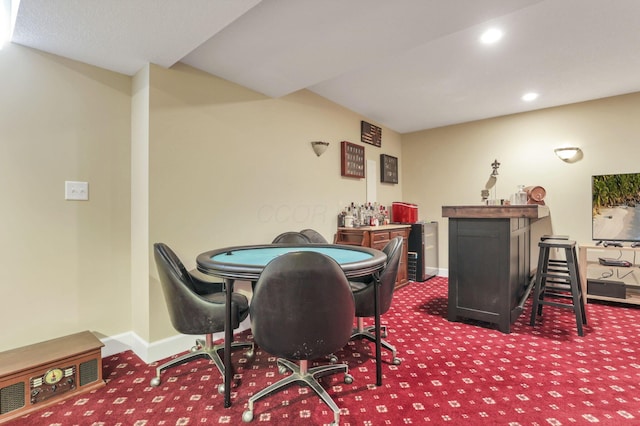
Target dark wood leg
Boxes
[374,272,382,386]
[224,278,234,408]
[498,320,511,334]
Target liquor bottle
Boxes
[515,185,527,205]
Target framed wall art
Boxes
[341,141,365,178]
[361,121,382,147]
[380,154,398,184]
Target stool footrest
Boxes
[543,287,574,295]
[541,291,576,299]
[538,300,578,310]
[547,266,570,272]
[540,273,572,280]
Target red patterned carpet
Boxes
[8,277,640,425]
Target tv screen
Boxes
[592,172,640,242]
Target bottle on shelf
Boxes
[513,185,528,205]
[339,202,391,227]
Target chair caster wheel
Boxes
[217,383,225,394]
[278,365,288,375]
[150,377,161,387]
[242,409,254,422]
[328,354,338,363]
[392,357,401,365]
[344,374,354,384]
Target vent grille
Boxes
[0,382,25,415]
[79,359,98,386]
[408,251,418,282]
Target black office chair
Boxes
[151,243,254,393]
[300,228,329,243]
[271,231,312,243]
[242,251,355,426]
[349,236,403,365]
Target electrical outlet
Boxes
[65,181,89,201]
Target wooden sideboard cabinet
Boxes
[335,224,411,288]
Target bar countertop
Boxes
[337,224,412,231]
[442,204,550,219]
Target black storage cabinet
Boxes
[447,217,530,333]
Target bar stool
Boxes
[530,238,587,336]
[540,235,569,270]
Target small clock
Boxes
[44,368,64,385]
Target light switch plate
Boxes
[65,181,89,201]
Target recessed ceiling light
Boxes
[522,92,539,102]
[480,28,503,44]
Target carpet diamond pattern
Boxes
[7,277,640,425]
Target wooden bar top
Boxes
[337,224,411,231]
[442,204,550,219]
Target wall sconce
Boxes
[554,147,582,162]
[311,141,330,157]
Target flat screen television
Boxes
[592,172,640,243]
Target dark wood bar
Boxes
[442,205,550,333]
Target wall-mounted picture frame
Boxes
[380,154,398,184]
[341,141,365,178]
[361,120,382,147]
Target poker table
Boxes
[197,244,387,407]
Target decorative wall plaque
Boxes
[341,141,365,178]
[380,154,398,184]
[361,121,382,147]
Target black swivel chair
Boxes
[242,251,355,426]
[300,228,329,243]
[349,236,403,365]
[271,231,312,243]
[151,243,254,393]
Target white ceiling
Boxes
[9,0,640,133]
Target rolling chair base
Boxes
[242,359,353,425]
[351,318,401,365]
[150,334,254,392]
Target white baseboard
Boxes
[415,270,448,281]
[100,316,252,364]
[101,281,255,364]
[98,276,450,363]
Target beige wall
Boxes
[402,92,640,269]
[131,65,151,343]
[3,40,640,354]
[0,45,404,351]
[146,63,404,341]
[0,44,132,351]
